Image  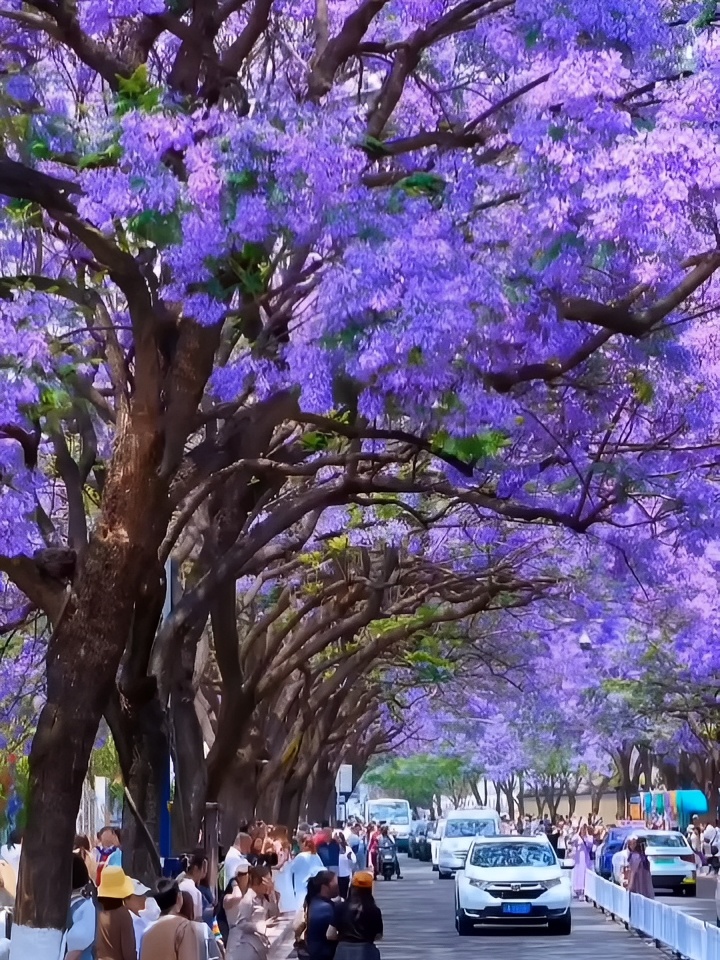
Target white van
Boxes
[437,808,501,879]
[431,818,446,872]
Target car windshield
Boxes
[643,835,688,849]
[369,803,410,824]
[446,819,497,839]
[470,842,557,868]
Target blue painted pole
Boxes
[159,558,176,862]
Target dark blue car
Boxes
[595,827,634,879]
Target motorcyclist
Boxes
[377,825,403,880]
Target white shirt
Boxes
[0,846,20,874]
[224,847,249,884]
[62,893,96,955]
[178,877,204,921]
[336,849,356,878]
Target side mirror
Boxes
[561,859,574,870]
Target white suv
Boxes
[455,836,572,936]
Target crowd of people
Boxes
[0,818,394,960]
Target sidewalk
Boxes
[268,912,295,960]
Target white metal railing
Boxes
[585,872,718,960]
[585,871,630,924]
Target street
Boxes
[371,857,714,959]
[655,876,716,925]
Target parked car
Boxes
[417,821,435,862]
[438,809,502,879]
[594,827,634,880]
[408,820,428,859]
[455,836,572,936]
[611,830,696,895]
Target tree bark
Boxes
[14,400,169,950]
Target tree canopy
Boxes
[1,0,720,951]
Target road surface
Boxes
[374,857,659,958]
[656,874,716,925]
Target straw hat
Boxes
[97,866,134,900]
[351,871,374,890]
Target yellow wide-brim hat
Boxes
[97,866,134,900]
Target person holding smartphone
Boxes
[225,865,279,960]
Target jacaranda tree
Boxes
[1,0,720,953]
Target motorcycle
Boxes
[378,843,397,881]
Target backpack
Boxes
[67,894,97,960]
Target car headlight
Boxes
[469,879,490,890]
[544,878,562,889]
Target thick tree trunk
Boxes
[218,758,258,847]
[277,782,303,830]
[304,767,335,824]
[121,695,168,882]
[12,546,160,955]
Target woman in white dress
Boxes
[288,838,324,912]
[224,865,279,960]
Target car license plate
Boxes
[503,903,532,915]
[655,858,675,865]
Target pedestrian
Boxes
[570,824,594,899]
[316,830,340,872]
[350,825,367,871]
[218,858,251,945]
[330,872,383,960]
[0,829,22,875]
[74,835,97,886]
[335,834,356,899]
[702,821,720,875]
[124,878,158,957]
[249,836,278,870]
[624,837,655,899]
[95,866,137,960]
[139,878,201,960]
[94,828,123,886]
[224,834,252,887]
[225,864,279,960]
[687,818,703,871]
[289,838,325,911]
[305,870,340,960]
[367,825,381,877]
[270,826,291,868]
[179,850,208,922]
[64,853,97,960]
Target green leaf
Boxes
[29,138,53,160]
[535,231,582,271]
[227,170,259,192]
[115,65,162,115]
[431,429,509,464]
[630,371,654,404]
[360,135,391,157]
[301,431,330,451]
[127,210,182,247]
[77,142,123,170]
[694,0,718,28]
[525,25,541,47]
[397,172,447,199]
